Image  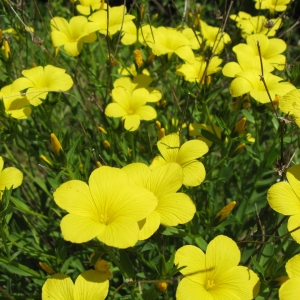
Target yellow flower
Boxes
[214,201,236,223]
[12,65,73,106]
[50,16,97,57]
[174,235,260,300]
[176,55,222,83]
[76,0,107,15]
[279,89,300,127]
[123,163,195,240]
[0,84,31,119]
[105,87,157,131]
[279,254,300,299]
[53,166,157,248]
[254,0,291,13]
[199,20,231,54]
[233,34,286,71]
[0,156,23,192]
[88,5,135,36]
[267,164,300,243]
[143,26,195,63]
[229,70,295,104]
[180,27,202,50]
[42,270,109,299]
[150,133,208,186]
[230,12,282,38]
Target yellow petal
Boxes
[42,274,74,300]
[279,278,300,300]
[0,167,23,190]
[182,160,206,186]
[74,270,109,300]
[138,211,161,240]
[285,253,300,278]
[288,214,300,244]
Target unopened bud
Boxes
[39,262,55,275]
[140,5,145,19]
[2,40,10,59]
[156,120,161,130]
[158,128,165,140]
[50,133,62,154]
[134,49,144,68]
[100,0,105,10]
[40,155,53,166]
[206,75,211,86]
[214,201,236,223]
[103,140,110,148]
[147,53,155,63]
[98,126,107,134]
[156,281,168,292]
[235,117,246,134]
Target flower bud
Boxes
[50,133,62,154]
[134,49,144,68]
[39,262,55,275]
[156,281,168,292]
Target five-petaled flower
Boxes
[13,65,73,106]
[174,235,260,300]
[123,163,195,240]
[50,16,97,57]
[150,133,209,186]
[53,166,157,248]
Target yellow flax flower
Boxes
[42,270,109,300]
[88,5,135,36]
[0,156,23,194]
[279,253,300,300]
[12,65,73,106]
[143,26,195,63]
[176,55,222,83]
[150,133,208,186]
[229,70,295,104]
[233,34,286,71]
[50,16,97,57]
[105,87,157,131]
[0,84,31,119]
[267,164,300,244]
[123,163,195,240]
[199,20,231,54]
[254,0,291,13]
[230,12,282,38]
[174,235,260,300]
[76,0,107,15]
[279,89,300,128]
[53,166,157,248]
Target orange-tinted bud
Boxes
[96,161,102,168]
[188,12,193,18]
[152,13,158,20]
[100,0,105,10]
[103,140,110,149]
[134,49,144,68]
[235,117,246,134]
[55,47,59,57]
[39,262,55,275]
[215,201,236,223]
[206,75,211,86]
[140,5,145,19]
[161,100,167,108]
[234,143,245,153]
[158,128,165,140]
[50,133,62,154]
[93,257,113,279]
[156,281,168,292]
[147,53,155,63]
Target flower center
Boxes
[128,109,134,115]
[99,213,109,224]
[205,279,216,290]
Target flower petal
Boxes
[123,114,141,131]
[105,103,128,118]
[177,140,208,164]
[267,182,300,215]
[53,180,100,218]
[286,165,300,198]
[42,274,74,300]
[156,133,180,162]
[0,167,23,190]
[285,253,300,278]
[158,193,195,226]
[74,270,109,300]
[288,214,300,244]
[279,278,300,300]
[182,160,206,186]
[60,214,105,243]
[176,277,210,300]
[122,162,151,188]
[97,216,140,248]
[138,211,161,240]
[135,105,157,120]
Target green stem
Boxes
[105,246,128,278]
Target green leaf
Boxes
[119,250,135,279]
[241,109,255,124]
